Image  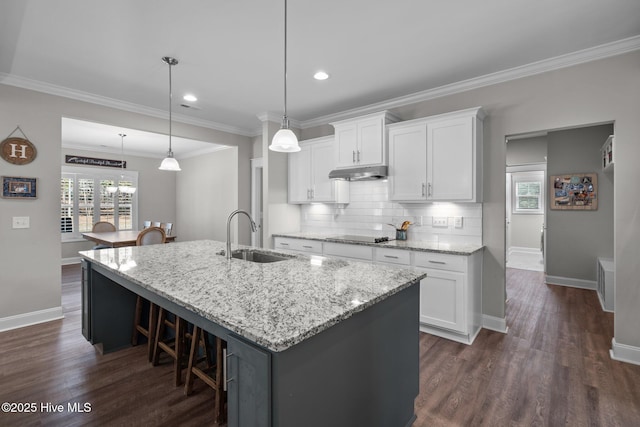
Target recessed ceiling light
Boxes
[183,94,197,102]
[313,71,329,80]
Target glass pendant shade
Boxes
[159,152,181,171]
[270,127,300,152]
[269,0,300,153]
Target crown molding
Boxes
[299,35,640,129]
[0,73,255,137]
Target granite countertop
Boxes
[79,240,425,352]
[272,232,484,255]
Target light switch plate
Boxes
[12,216,30,229]
[432,217,448,227]
[454,216,463,228]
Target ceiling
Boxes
[2,0,640,155]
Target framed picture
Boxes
[2,176,37,199]
[550,173,597,210]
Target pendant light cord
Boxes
[283,0,288,124]
[168,60,173,153]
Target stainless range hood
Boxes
[328,165,388,181]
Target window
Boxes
[512,171,544,214]
[61,166,138,240]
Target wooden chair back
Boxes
[136,227,166,246]
[92,221,116,233]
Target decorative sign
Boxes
[65,155,125,168]
[1,176,37,199]
[550,173,598,210]
[1,137,37,165]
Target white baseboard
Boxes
[0,307,64,333]
[482,314,509,334]
[508,246,542,256]
[610,338,640,366]
[419,323,481,345]
[62,257,82,265]
[545,275,596,290]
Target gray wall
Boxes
[506,136,548,165]
[546,125,614,281]
[176,147,238,242]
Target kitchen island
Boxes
[80,240,425,427]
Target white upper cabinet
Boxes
[331,111,396,169]
[388,107,484,203]
[288,136,349,204]
[388,122,428,201]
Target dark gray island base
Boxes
[80,241,423,427]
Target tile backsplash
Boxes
[300,180,482,245]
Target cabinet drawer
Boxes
[414,252,465,272]
[274,238,322,254]
[375,248,410,265]
[323,242,373,261]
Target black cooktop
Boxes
[328,235,390,244]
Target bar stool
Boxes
[185,326,227,424]
[131,227,166,361]
[153,307,187,387]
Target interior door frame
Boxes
[250,158,264,248]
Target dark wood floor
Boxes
[1,266,639,426]
[414,268,640,427]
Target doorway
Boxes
[505,134,547,272]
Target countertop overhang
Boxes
[79,240,425,352]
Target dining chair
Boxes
[91,221,116,249]
[161,222,173,236]
[143,220,151,229]
[132,227,166,361]
[92,221,116,233]
[136,226,166,246]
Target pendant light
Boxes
[269,0,300,152]
[107,133,136,194]
[159,56,182,171]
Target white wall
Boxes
[176,147,239,243]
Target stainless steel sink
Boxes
[222,249,292,263]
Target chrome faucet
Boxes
[226,209,257,260]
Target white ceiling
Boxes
[2,0,640,153]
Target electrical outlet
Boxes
[454,216,463,229]
[12,216,30,229]
[432,217,448,227]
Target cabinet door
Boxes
[388,123,427,201]
[357,117,384,166]
[334,123,358,168]
[310,140,335,201]
[226,334,271,427]
[427,116,474,201]
[288,145,311,203]
[418,268,466,334]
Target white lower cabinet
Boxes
[413,251,482,344]
[273,237,322,255]
[417,268,465,332]
[323,242,373,262]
